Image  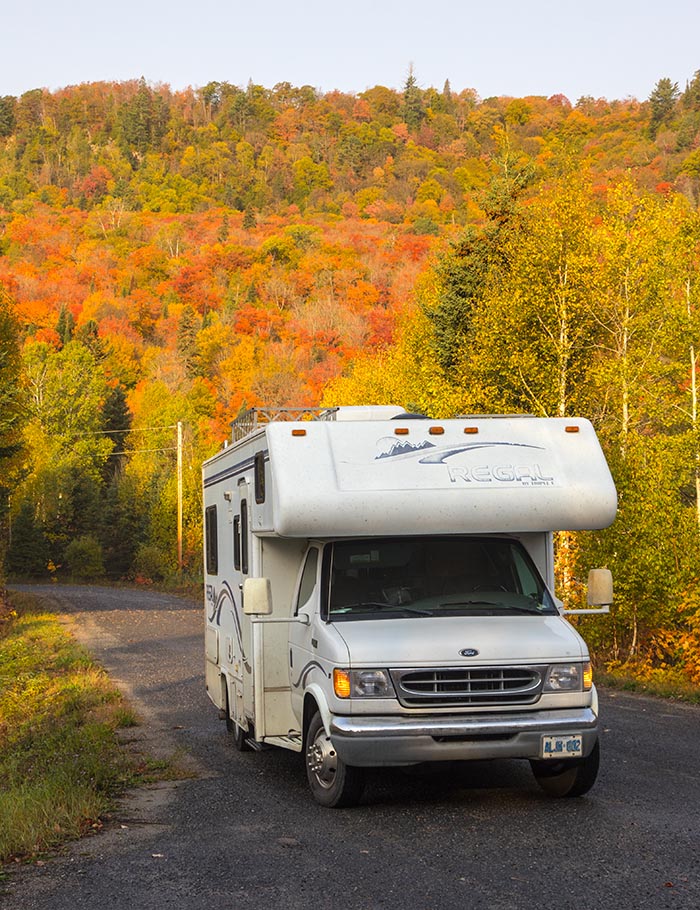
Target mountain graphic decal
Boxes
[375,438,436,460]
[374,438,544,463]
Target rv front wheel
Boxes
[530,740,600,798]
[305,711,365,808]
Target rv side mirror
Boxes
[587,568,613,607]
[243,577,273,615]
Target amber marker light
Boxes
[583,662,593,691]
[464,427,479,435]
[333,668,351,698]
[565,426,580,433]
[429,426,445,435]
[291,429,307,437]
[394,427,409,435]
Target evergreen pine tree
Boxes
[681,70,700,111]
[0,95,16,137]
[649,77,680,138]
[0,289,23,570]
[75,320,104,360]
[218,213,230,242]
[401,64,425,132]
[177,305,200,376]
[56,305,75,347]
[422,171,527,370]
[102,384,131,483]
[6,501,49,577]
[441,79,454,113]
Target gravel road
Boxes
[3,584,699,910]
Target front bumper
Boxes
[330,708,598,766]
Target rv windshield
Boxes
[328,536,557,620]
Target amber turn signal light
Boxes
[333,668,351,698]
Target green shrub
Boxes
[411,215,440,235]
[64,535,105,580]
[131,543,170,582]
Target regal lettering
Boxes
[448,464,554,485]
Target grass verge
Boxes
[597,668,700,704]
[0,588,166,863]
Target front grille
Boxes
[391,666,544,707]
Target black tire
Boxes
[225,686,253,752]
[305,711,365,808]
[530,740,600,798]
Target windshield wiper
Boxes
[439,600,552,615]
[389,606,434,616]
[331,601,389,612]
[499,604,555,615]
[331,602,434,616]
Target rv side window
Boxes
[233,515,241,570]
[296,548,319,614]
[254,452,265,504]
[241,499,249,575]
[205,505,218,575]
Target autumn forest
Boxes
[2,71,700,685]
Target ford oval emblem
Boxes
[459,648,479,658]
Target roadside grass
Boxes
[597,667,700,704]
[0,590,168,863]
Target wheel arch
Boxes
[302,683,333,745]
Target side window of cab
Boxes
[296,548,319,614]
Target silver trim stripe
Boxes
[203,451,269,488]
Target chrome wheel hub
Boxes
[307,730,337,789]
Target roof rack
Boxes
[231,407,339,442]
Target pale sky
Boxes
[2,1,699,103]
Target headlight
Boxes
[333,668,395,698]
[544,662,592,692]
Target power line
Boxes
[110,447,178,456]
[71,424,178,438]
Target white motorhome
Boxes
[203,406,616,807]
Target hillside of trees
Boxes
[2,71,700,683]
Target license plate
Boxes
[541,734,583,759]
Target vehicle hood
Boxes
[332,615,585,667]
